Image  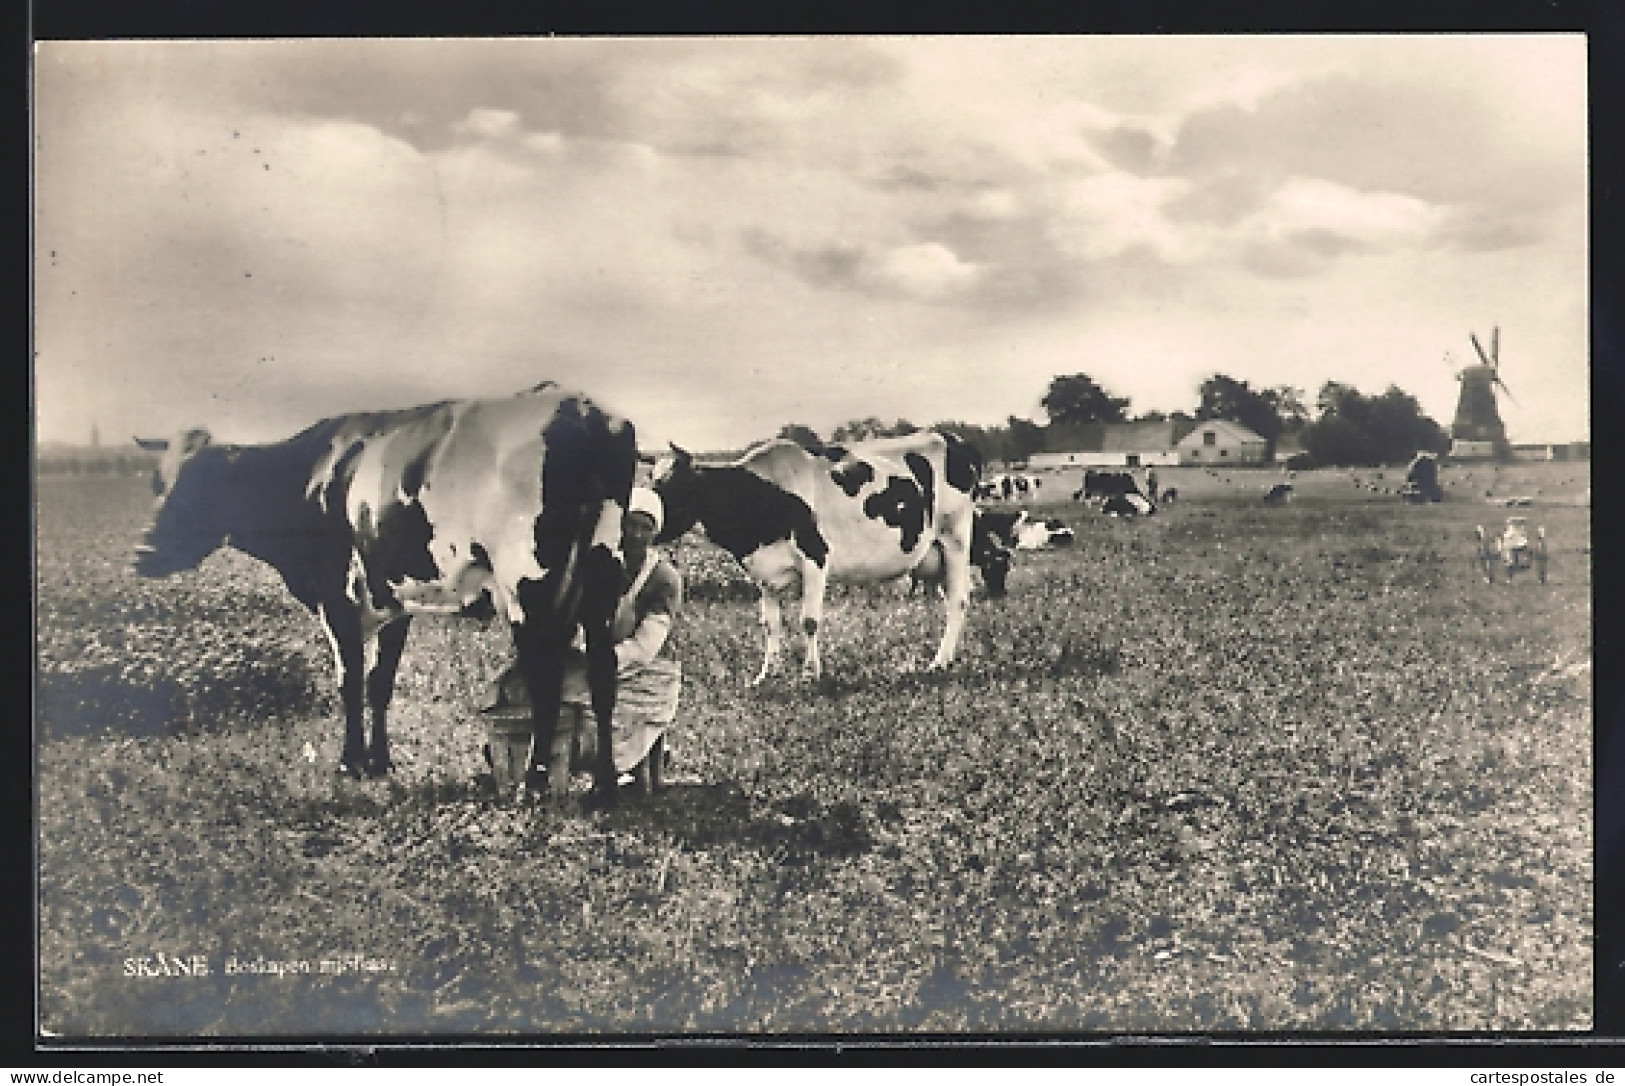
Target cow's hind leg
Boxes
[928,528,973,672]
[318,601,369,778]
[797,560,829,682]
[363,617,411,777]
[512,623,571,802]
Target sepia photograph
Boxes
[32,35,1591,1040]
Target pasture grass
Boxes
[35,469,1591,1036]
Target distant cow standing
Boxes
[132,384,638,800]
[653,432,982,683]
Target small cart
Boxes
[1476,516,1547,584]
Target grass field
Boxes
[35,462,1591,1036]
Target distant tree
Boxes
[934,421,1008,465]
[1365,386,1450,461]
[1301,415,1379,466]
[1263,385,1310,432]
[1134,409,1168,423]
[1041,373,1130,426]
[830,417,886,443]
[1005,416,1047,463]
[1196,374,1284,457]
[1315,381,1368,426]
[777,423,824,451]
[1301,381,1448,465]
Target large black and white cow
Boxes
[653,432,982,683]
[132,383,638,800]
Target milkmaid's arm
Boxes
[614,559,683,671]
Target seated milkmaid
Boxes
[483,486,684,793]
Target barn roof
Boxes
[1101,420,1196,451]
[1042,420,1196,454]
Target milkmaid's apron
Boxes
[558,556,682,774]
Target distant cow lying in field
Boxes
[1263,482,1294,505]
[132,383,639,801]
[653,432,982,683]
[976,508,1076,550]
[1101,493,1156,518]
[1014,513,1077,549]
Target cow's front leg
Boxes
[317,601,369,778]
[797,561,829,682]
[364,617,411,777]
[513,623,570,802]
[752,590,784,687]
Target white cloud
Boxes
[454,107,523,140]
[964,188,1023,221]
[868,242,981,300]
[1251,177,1440,246]
[1052,173,1202,263]
[522,130,565,155]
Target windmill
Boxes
[1446,327,1515,460]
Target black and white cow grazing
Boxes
[1075,469,1146,503]
[133,384,638,800]
[653,432,982,682]
[975,509,1026,549]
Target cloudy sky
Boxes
[33,35,1588,451]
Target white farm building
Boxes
[1177,420,1268,465]
[1027,420,1194,471]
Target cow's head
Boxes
[132,429,230,576]
[648,442,703,544]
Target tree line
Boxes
[769,372,1448,468]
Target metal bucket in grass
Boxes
[482,708,535,794]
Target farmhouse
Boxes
[1177,420,1268,465]
[1027,420,1195,471]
